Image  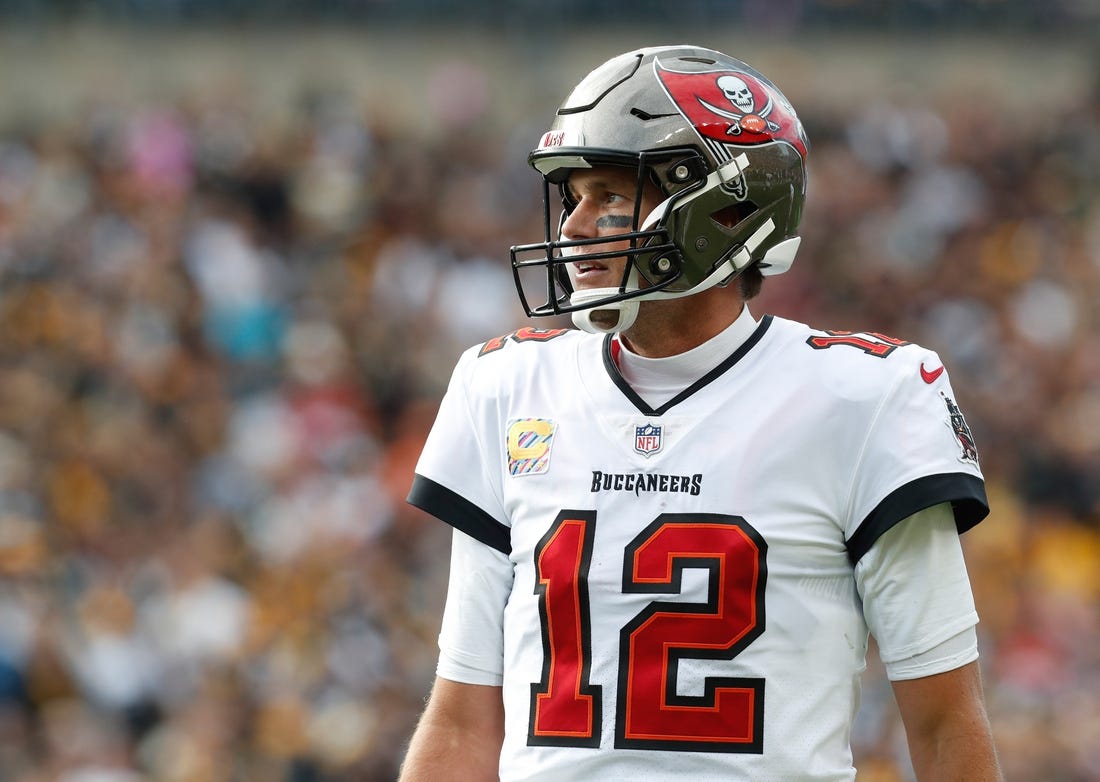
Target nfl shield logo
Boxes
[634,423,663,457]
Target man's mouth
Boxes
[571,260,610,281]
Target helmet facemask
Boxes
[510,150,702,333]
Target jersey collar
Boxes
[603,313,774,416]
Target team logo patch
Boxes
[654,59,808,157]
[634,423,663,458]
[506,418,556,476]
[941,392,979,464]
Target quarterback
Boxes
[400,45,1002,781]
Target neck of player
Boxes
[619,287,748,358]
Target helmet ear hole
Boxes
[710,201,758,229]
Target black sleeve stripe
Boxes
[846,473,989,566]
[407,474,511,555]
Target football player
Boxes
[400,45,1002,781]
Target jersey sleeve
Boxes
[844,349,988,564]
[407,349,511,553]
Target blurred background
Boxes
[0,1,1098,780]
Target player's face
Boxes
[560,166,663,292]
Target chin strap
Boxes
[571,300,640,334]
[569,267,642,334]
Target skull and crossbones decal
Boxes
[699,74,782,136]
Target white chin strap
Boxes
[571,297,641,334]
[570,269,642,334]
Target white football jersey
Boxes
[409,315,988,781]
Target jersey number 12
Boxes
[529,510,767,753]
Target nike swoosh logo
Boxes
[920,362,945,384]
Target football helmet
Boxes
[509,44,809,333]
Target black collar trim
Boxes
[602,314,774,416]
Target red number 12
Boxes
[529,511,767,753]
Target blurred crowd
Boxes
[0,44,1098,782]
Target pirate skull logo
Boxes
[653,59,809,156]
[717,75,755,113]
[699,72,781,136]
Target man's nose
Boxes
[560,198,594,241]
